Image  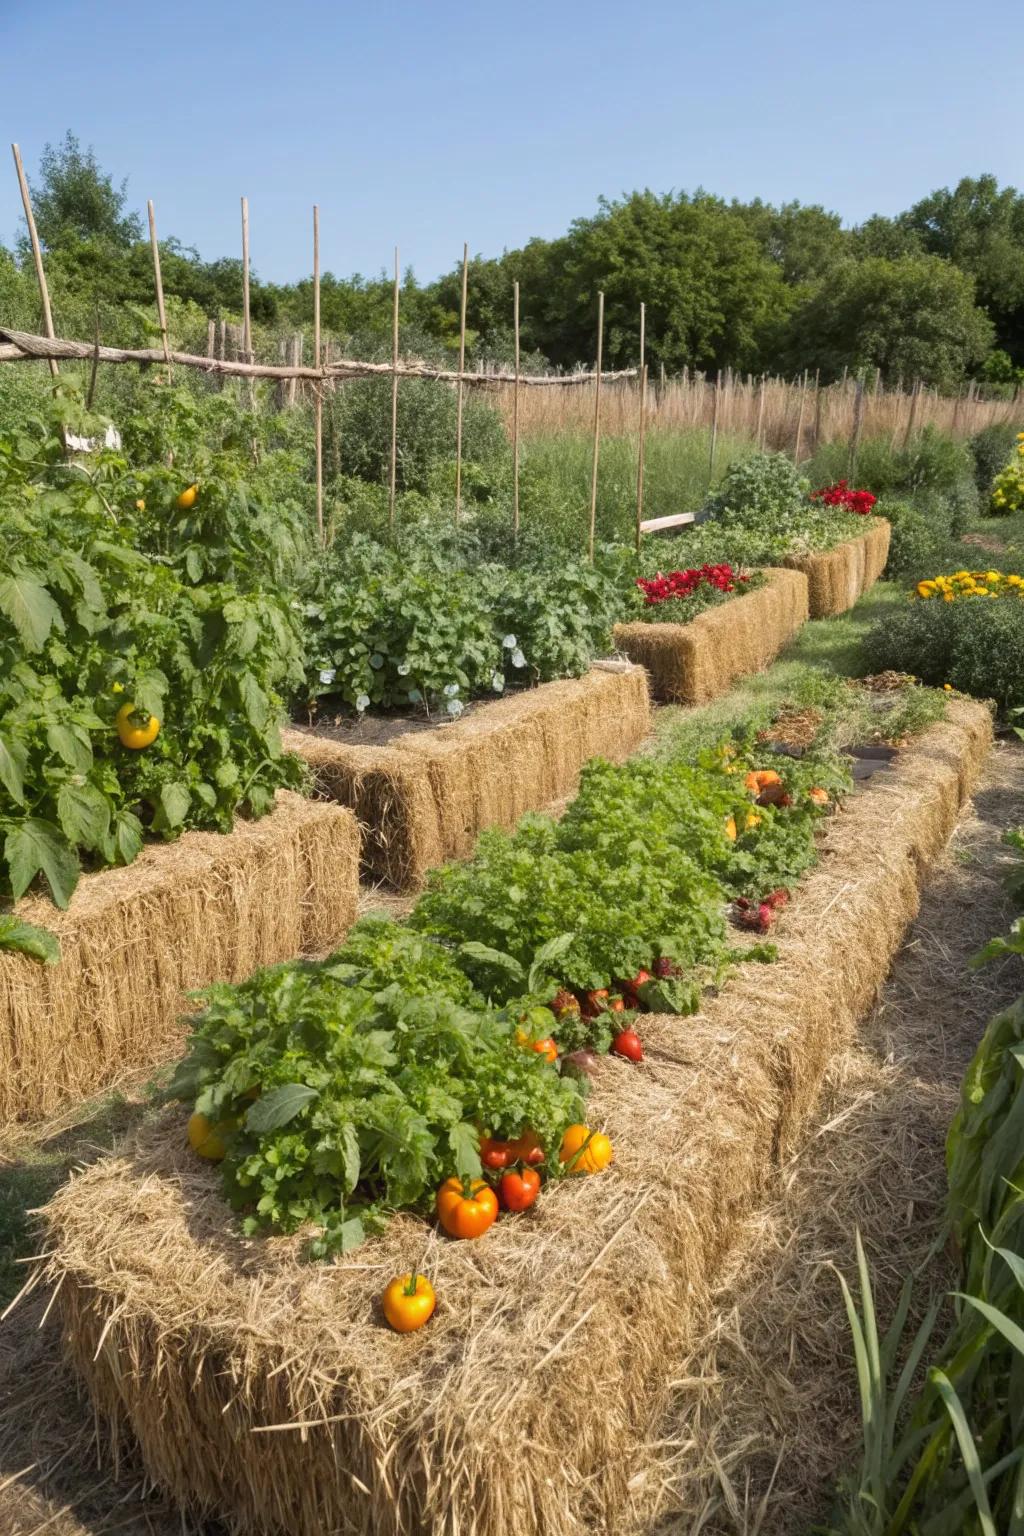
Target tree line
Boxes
[3,132,1024,391]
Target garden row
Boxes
[35,693,993,1536]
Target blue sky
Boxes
[2,0,1018,287]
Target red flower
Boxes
[636,562,748,607]
[810,481,877,516]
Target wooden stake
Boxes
[849,376,865,479]
[512,278,521,541]
[708,369,720,481]
[812,369,822,446]
[588,291,604,564]
[903,378,920,450]
[635,302,647,556]
[240,196,252,362]
[756,375,766,449]
[313,205,323,544]
[793,369,807,464]
[11,143,58,380]
[389,246,400,535]
[454,242,468,523]
[147,199,171,375]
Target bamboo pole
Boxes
[11,143,58,381]
[389,246,400,535]
[313,205,323,544]
[793,370,807,464]
[147,200,171,375]
[512,278,521,541]
[588,291,604,564]
[241,196,252,363]
[454,242,468,523]
[708,370,720,481]
[756,375,766,449]
[635,302,647,557]
[849,376,865,479]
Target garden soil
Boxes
[285,662,651,889]
[21,699,992,1536]
[614,567,809,704]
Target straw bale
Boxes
[284,663,652,889]
[0,792,359,1126]
[37,700,991,1536]
[612,567,809,704]
[783,518,891,618]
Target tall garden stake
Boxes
[635,301,647,556]
[588,290,604,564]
[313,205,324,544]
[454,242,468,523]
[512,279,521,542]
[11,143,58,383]
[389,246,400,535]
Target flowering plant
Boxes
[810,481,878,516]
[989,434,1024,515]
[915,570,1024,603]
[635,563,754,621]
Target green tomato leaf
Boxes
[245,1083,319,1134]
[46,721,93,772]
[449,1120,483,1180]
[56,781,112,851]
[0,914,61,965]
[0,569,61,652]
[0,732,27,806]
[158,782,191,830]
[4,818,79,908]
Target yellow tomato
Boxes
[135,498,145,511]
[724,815,737,842]
[187,1111,230,1160]
[382,1272,436,1332]
[745,810,762,829]
[177,483,199,509]
[559,1123,613,1175]
[116,702,160,749]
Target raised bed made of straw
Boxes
[35,698,992,1536]
[782,517,891,619]
[612,566,809,705]
[283,662,651,891]
[0,792,359,1127]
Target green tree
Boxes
[24,131,142,251]
[901,174,1024,361]
[784,254,993,388]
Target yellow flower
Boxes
[112,682,124,694]
[943,592,955,602]
[986,570,1002,584]
[943,683,953,692]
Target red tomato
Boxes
[499,1166,541,1212]
[612,1028,644,1062]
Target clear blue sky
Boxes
[2,0,1018,287]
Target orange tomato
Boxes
[745,768,782,792]
[808,786,830,806]
[436,1177,499,1239]
[559,1123,614,1175]
[177,483,199,509]
[116,702,160,749]
[382,1272,436,1332]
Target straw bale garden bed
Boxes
[35,689,991,1536]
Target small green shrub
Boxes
[333,379,510,496]
[969,421,1021,494]
[864,592,1024,716]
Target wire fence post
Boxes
[588,290,604,564]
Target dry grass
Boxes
[20,700,991,1536]
[285,664,652,889]
[0,792,360,1129]
[614,568,809,704]
[620,736,1024,1536]
[492,373,1021,448]
[782,520,892,619]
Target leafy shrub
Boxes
[864,589,1024,715]
[989,433,1024,514]
[170,918,585,1256]
[332,378,510,497]
[300,538,623,716]
[704,450,807,528]
[879,496,961,579]
[0,403,306,911]
[969,421,1021,494]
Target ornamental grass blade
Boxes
[887,1292,943,1458]
[955,1292,1024,1360]
[929,1367,998,1536]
